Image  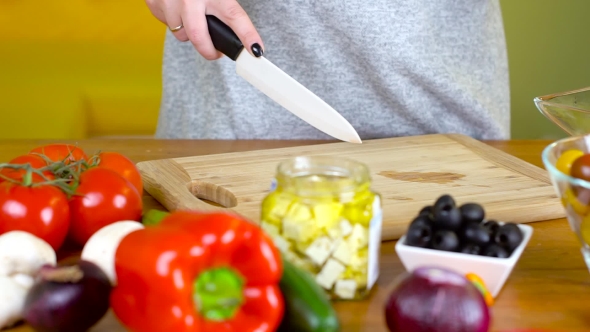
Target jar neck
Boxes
[275,156,371,198]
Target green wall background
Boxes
[500,0,590,140]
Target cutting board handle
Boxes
[136,159,227,213]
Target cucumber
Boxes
[278,257,340,332]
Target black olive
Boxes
[409,215,433,229]
[433,205,463,230]
[418,205,434,219]
[494,223,523,252]
[482,220,500,238]
[434,194,456,210]
[432,230,460,252]
[461,222,491,246]
[482,244,510,258]
[460,203,485,224]
[404,222,433,248]
[460,243,482,255]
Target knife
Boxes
[205,15,362,144]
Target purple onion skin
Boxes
[385,267,491,332]
[23,260,112,332]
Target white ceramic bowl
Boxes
[395,223,533,298]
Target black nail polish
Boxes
[251,43,263,57]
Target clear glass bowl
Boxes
[542,134,590,271]
[535,86,590,136]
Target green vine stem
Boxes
[0,162,79,197]
[0,148,107,198]
[86,153,102,168]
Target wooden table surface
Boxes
[2,138,590,332]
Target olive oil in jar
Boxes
[260,156,382,300]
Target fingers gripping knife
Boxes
[205,15,362,144]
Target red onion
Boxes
[22,260,112,332]
[385,267,490,332]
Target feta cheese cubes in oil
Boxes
[260,192,380,300]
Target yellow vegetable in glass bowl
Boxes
[260,156,382,300]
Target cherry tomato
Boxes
[556,149,584,175]
[95,152,143,194]
[0,182,70,251]
[562,188,590,216]
[570,154,590,181]
[30,144,88,164]
[68,167,143,246]
[0,154,54,184]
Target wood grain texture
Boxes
[136,134,565,240]
[2,138,590,332]
[446,134,553,184]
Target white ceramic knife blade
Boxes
[235,51,362,143]
[206,15,362,144]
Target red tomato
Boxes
[0,182,70,251]
[68,167,143,246]
[570,154,590,181]
[95,152,143,194]
[30,144,88,164]
[0,154,54,184]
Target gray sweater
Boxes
[155,0,510,141]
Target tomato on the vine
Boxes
[30,144,87,164]
[0,181,70,251]
[94,151,143,194]
[0,154,54,183]
[68,167,143,246]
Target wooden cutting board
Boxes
[136,134,565,241]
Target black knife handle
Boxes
[206,15,244,61]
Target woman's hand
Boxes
[145,0,264,60]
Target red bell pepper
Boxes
[110,210,284,332]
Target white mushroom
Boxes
[0,231,56,278]
[81,221,144,286]
[0,231,56,329]
[0,276,29,329]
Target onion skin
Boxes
[385,267,490,332]
[22,260,112,332]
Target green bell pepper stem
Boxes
[193,267,245,321]
[141,209,170,226]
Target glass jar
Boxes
[260,156,382,300]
